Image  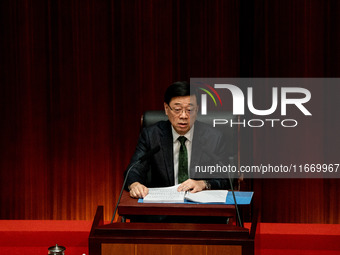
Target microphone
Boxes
[110,145,160,223]
[201,148,243,227]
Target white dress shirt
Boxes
[171,125,194,185]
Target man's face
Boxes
[164,95,198,135]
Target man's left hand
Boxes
[177,179,206,193]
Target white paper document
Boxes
[184,190,228,203]
[143,185,186,203]
[143,185,228,204]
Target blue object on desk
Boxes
[138,191,253,205]
[226,191,253,205]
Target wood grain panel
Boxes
[101,244,242,255]
[171,245,206,255]
[102,244,134,255]
[206,245,242,255]
[136,244,172,255]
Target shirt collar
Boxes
[171,124,195,143]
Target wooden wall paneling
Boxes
[101,244,135,255]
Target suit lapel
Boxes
[159,121,209,183]
[160,121,174,185]
[191,121,206,173]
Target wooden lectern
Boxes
[89,191,258,255]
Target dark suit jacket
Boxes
[125,120,230,190]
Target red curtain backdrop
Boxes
[0,0,239,221]
[0,0,339,223]
[250,0,340,223]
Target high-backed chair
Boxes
[141,111,241,189]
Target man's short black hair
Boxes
[164,81,197,105]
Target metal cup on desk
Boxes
[48,244,66,255]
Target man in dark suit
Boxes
[126,81,229,198]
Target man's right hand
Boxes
[129,182,149,198]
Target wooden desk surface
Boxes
[118,190,236,217]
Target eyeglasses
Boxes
[168,105,197,115]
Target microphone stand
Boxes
[110,146,160,223]
[110,160,141,223]
[227,157,243,227]
[202,149,243,227]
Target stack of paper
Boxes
[143,185,228,204]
